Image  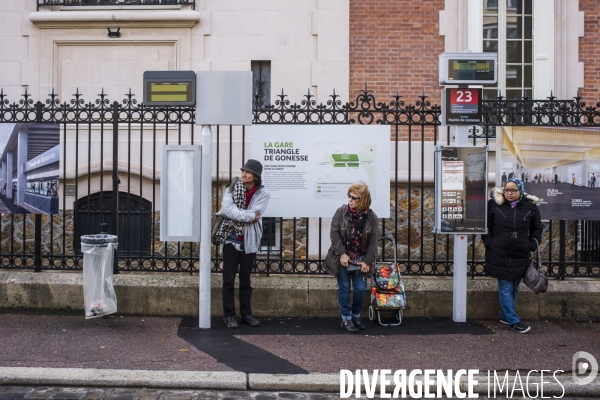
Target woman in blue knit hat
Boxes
[481,177,543,333]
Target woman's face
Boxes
[503,182,520,202]
[347,191,360,209]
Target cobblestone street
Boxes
[2,385,595,400]
[0,386,343,400]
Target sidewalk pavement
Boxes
[0,312,598,397]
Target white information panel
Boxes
[195,71,252,126]
[252,125,390,218]
[160,145,202,242]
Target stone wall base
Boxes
[1,271,599,321]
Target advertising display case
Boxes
[434,146,489,234]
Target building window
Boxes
[251,61,271,107]
[483,0,532,100]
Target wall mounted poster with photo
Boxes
[499,127,600,220]
[0,123,60,214]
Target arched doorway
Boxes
[74,191,152,255]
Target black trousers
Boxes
[222,243,256,317]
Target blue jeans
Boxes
[497,278,521,325]
[337,267,367,319]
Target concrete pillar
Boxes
[6,152,12,199]
[0,161,4,194]
[17,131,28,204]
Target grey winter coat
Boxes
[481,187,543,280]
[323,204,379,277]
[218,180,270,254]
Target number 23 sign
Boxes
[441,88,482,125]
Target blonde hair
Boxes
[347,181,372,211]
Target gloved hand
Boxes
[529,238,538,252]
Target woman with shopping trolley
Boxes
[324,181,379,333]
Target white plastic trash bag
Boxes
[81,234,118,319]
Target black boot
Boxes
[341,319,359,333]
[352,316,366,330]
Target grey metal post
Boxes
[495,131,502,187]
[453,125,470,322]
[199,125,212,328]
[17,131,27,204]
[112,101,119,275]
[6,152,12,199]
[1,161,5,195]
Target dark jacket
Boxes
[323,204,379,277]
[482,187,544,280]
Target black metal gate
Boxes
[0,88,598,278]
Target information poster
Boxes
[499,137,600,220]
[0,123,60,214]
[252,125,390,218]
[435,146,488,233]
[441,88,482,125]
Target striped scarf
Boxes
[215,178,246,244]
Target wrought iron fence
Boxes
[37,0,195,10]
[0,87,599,279]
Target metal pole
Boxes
[453,125,470,322]
[34,214,41,273]
[559,219,566,281]
[112,101,119,275]
[199,125,212,328]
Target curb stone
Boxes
[1,368,599,397]
[0,367,246,390]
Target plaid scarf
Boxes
[345,207,368,264]
[215,178,247,244]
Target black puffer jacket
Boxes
[481,187,544,280]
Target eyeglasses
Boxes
[347,194,360,201]
[503,189,519,194]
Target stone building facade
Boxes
[0,0,597,264]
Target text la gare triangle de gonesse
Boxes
[264,142,308,162]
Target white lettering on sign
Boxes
[455,91,473,102]
[27,152,56,169]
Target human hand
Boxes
[254,211,261,223]
[359,262,370,274]
[340,253,350,267]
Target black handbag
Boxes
[523,239,548,294]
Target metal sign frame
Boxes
[160,145,202,242]
[434,145,489,234]
[441,87,483,125]
[143,71,196,106]
[438,52,498,85]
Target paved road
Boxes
[0,386,338,400]
[0,385,596,399]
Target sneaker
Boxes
[241,314,260,327]
[223,316,238,329]
[500,317,509,325]
[510,322,531,334]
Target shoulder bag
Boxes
[211,213,225,245]
[523,238,548,294]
